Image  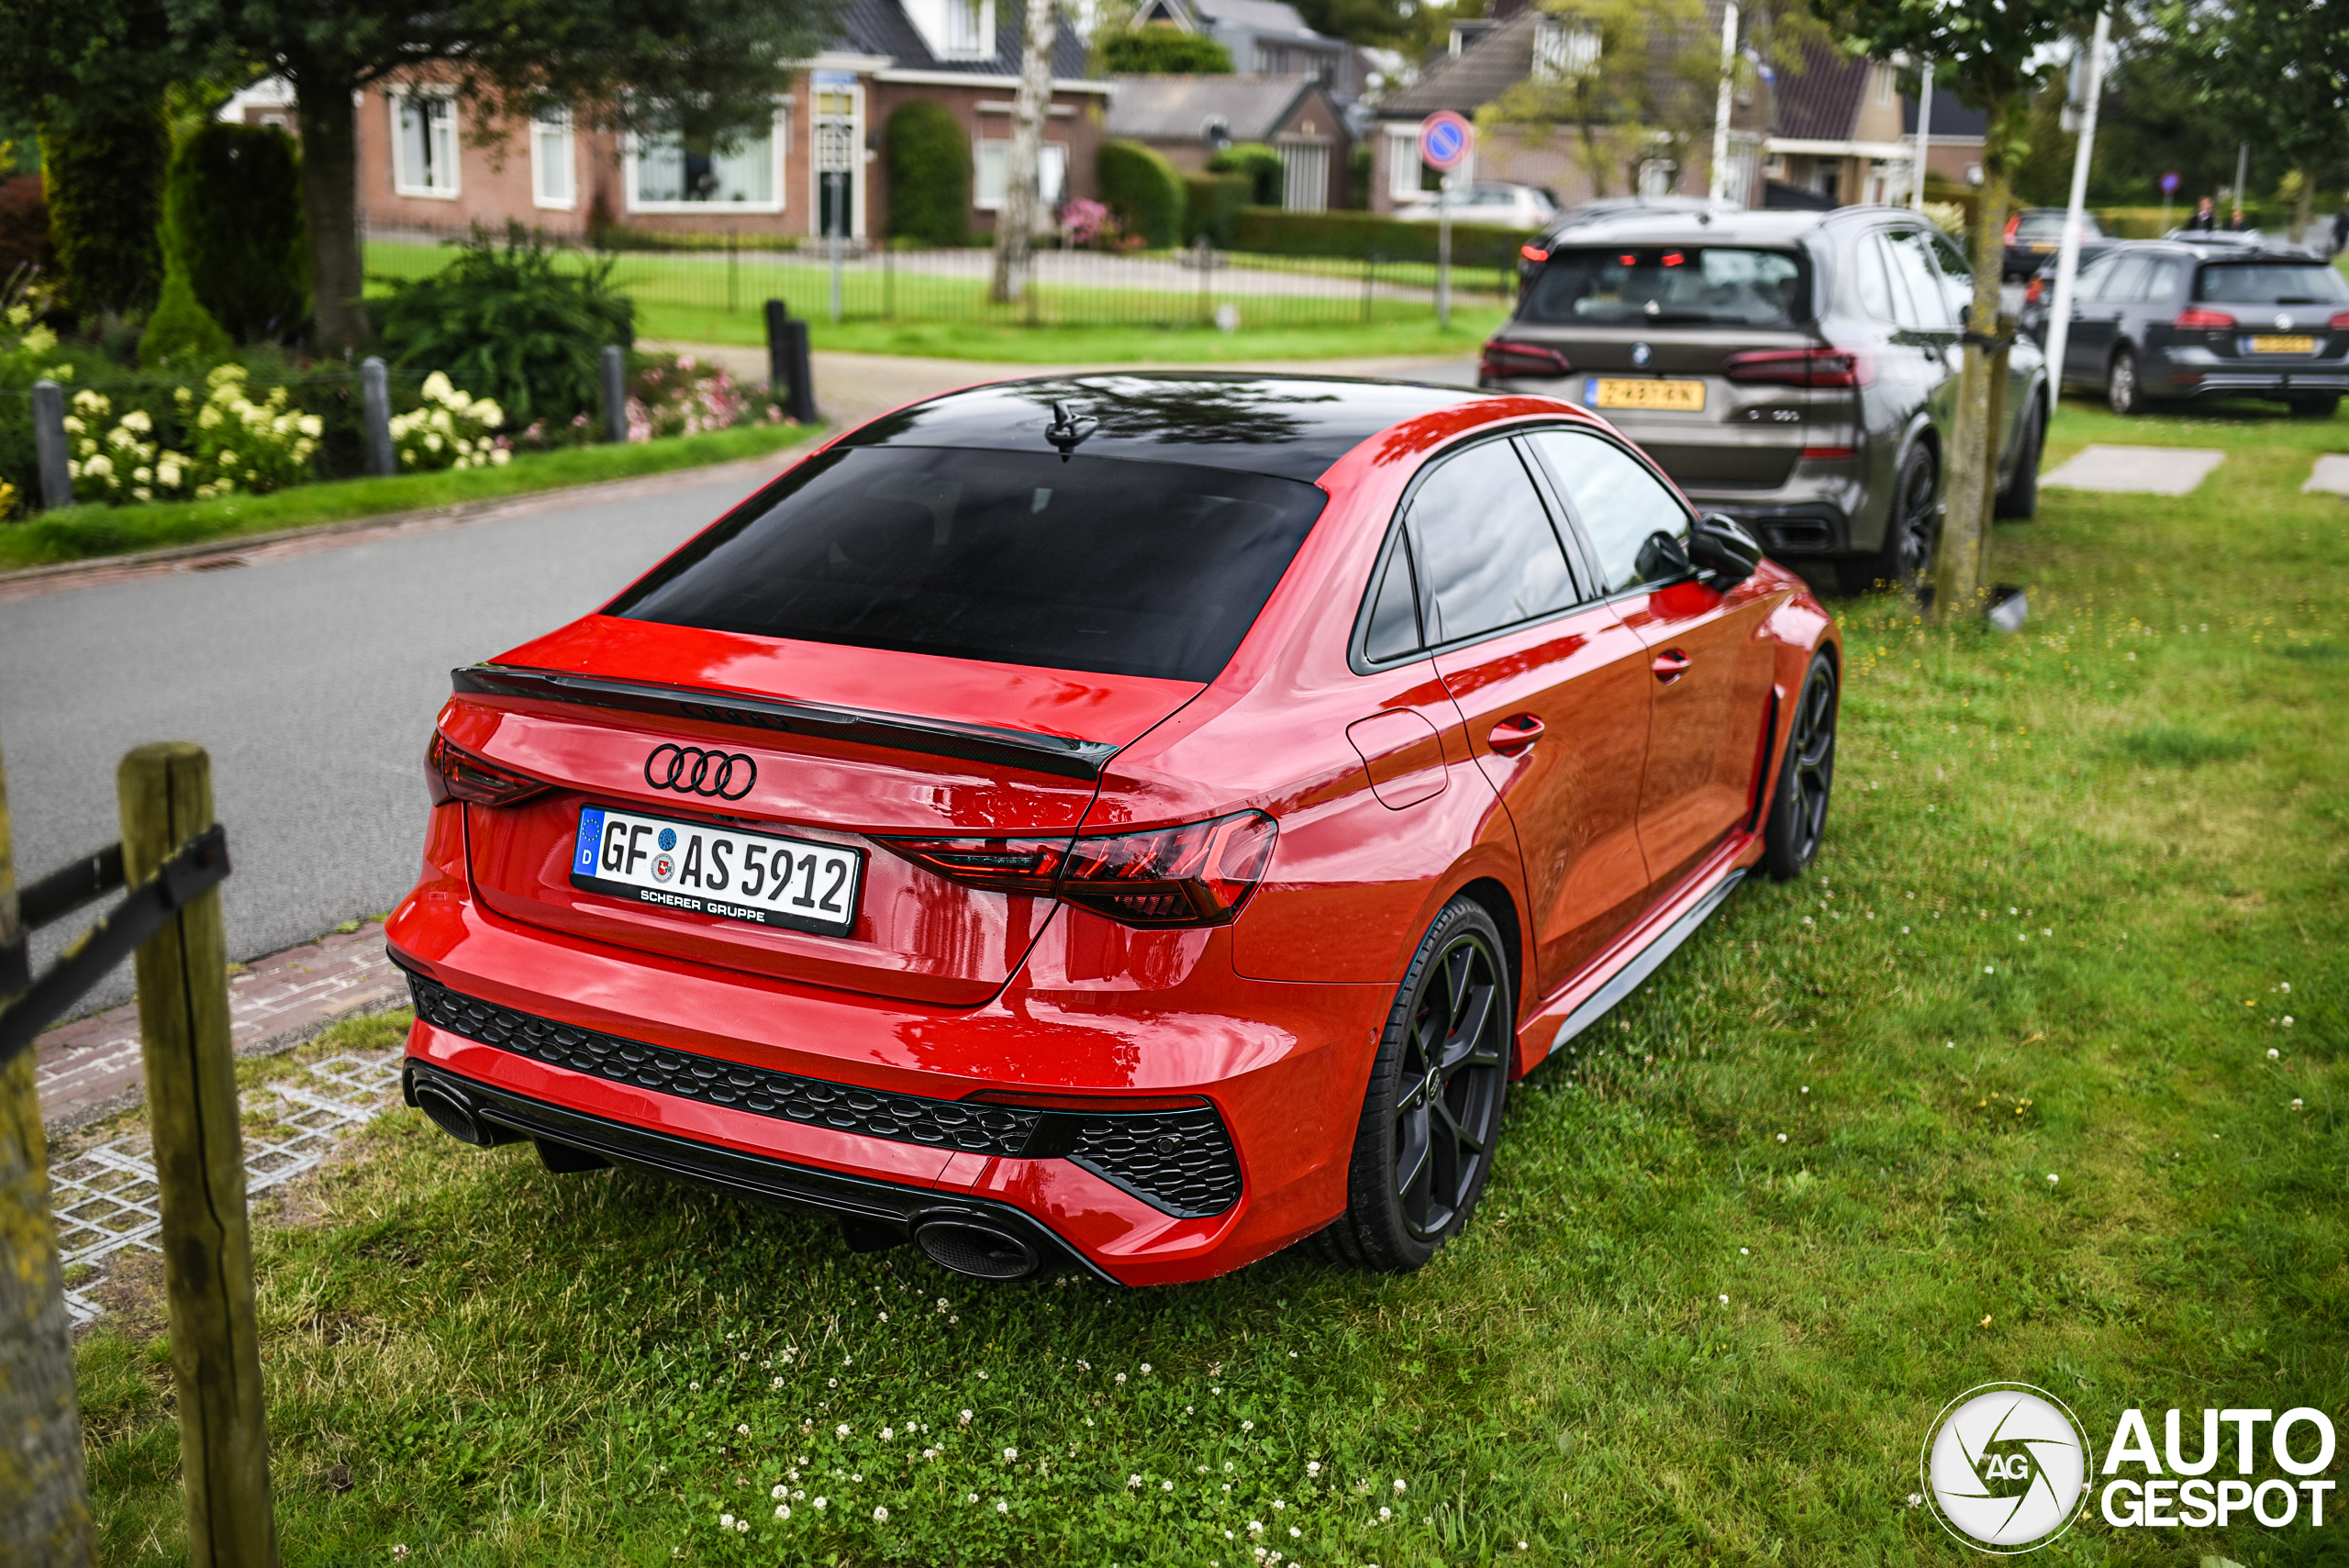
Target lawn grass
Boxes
[72,398,2347,1565]
[0,422,820,574]
[636,309,1512,365]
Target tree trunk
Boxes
[989,0,1058,305]
[0,728,95,1568]
[1931,148,2012,621]
[295,76,368,350]
[2291,167,2314,246]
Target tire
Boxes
[1837,440,1939,596]
[2107,347,2141,416]
[1762,654,1838,882]
[2288,394,2340,419]
[1308,897,1512,1273]
[1994,395,2044,520]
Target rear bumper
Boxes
[1685,500,1851,557]
[384,881,1390,1285]
[2146,346,2349,399]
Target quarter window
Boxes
[1362,535,1423,662]
[1403,440,1578,645]
[2103,255,2154,304]
[1526,429,1692,593]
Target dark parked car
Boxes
[2003,206,2107,280]
[2052,240,2349,417]
[1479,206,2049,595]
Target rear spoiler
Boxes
[451,664,1120,780]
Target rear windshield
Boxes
[2013,211,2098,239]
[2193,262,2349,305]
[1520,246,1808,328]
[607,447,1326,682]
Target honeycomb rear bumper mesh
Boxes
[400,968,1242,1218]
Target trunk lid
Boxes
[451,617,1202,1006]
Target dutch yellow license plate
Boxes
[1588,377,1707,412]
[2249,335,2317,354]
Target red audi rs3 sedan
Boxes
[387,373,1840,1286]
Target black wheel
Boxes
[1839,440,1939,596]
[1308,898,1511,1273]
[1994,394,2044,519]
[2107,348,2141,416]
[2288,394,2341,419]
[1763,654,1837,881]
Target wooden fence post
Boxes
[119,743,277,1568]
[0,725,95,1568]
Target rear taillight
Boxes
[425,731,551,808]
[2329,311,2349,330]
[2003,213,2021,243]
[882,811,1277,929]
[1720,347,1874,388]
[1479,339,1575,380]
[1520,243,1549,264]
[2024,277,2046,306]
[2175,307,2237,329]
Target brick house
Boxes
[1104,74,1352,210]
[339,0,1112,242]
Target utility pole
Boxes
[2042,11,2110,388]
[1911,60,1934,209]
[1709,3,1739,205]
[2232,140,2249,223]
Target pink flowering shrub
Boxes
[1059,199,1117,250]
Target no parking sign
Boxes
[1419,111,1474,172]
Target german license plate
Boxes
[1587,377,1706,411]
[571,806,863,938]
[2249,335,2317,354]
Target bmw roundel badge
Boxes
[1630,342,1653,367]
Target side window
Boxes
[1883,229,1953,330]
[1402,439,1579,645]
[2075,252,2119,301]
[1851,235,1897,321]
[2143,258,2183,302]
[2104,254,2154,304]
[1925,229,1974,319]
[1362,534,1422,662]
[1526,428,1693,593]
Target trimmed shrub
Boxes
[1097,139,1185,250]
[40,104,168,318]
[163,122,307,343]
[1100,30,1233,73]
[885,101,970,246]
[1207,142,1283,208]
[1183,173,1249,247]
[1230,206,1532,266]
[374,224,634,427]
[137,261,232,370]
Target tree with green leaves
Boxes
[167,0,842,349]
[1811,0,2100,619]
[1101,29,1234,72]
[2154,0,2349,243]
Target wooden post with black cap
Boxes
[0,721,96,1568]
[119,742,278,1568]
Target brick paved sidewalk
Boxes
[35,918,406,1136]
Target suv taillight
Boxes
[425,731,551,808]
[882,811,1277,929]
[2330,311,2349,330]
[2175,307,2237,329]
[1479,340,1575,380]
[2003,213,2022,243]
[1519,243,1550,264]
[1720,347,1873,388]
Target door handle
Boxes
[1651,649,1692,684]
[1486,714,1544,754]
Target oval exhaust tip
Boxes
[414,1081,499,1147]
[914,1222,1038,1281]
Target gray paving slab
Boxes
[2040,443,2225,495]
[2302,453,2349,495]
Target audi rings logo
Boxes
[644,744,757,800]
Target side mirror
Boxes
[1687,513,1762,587]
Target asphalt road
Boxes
[0,467,774,1013]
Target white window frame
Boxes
[530,110,576,210]
[1385,126,1422,203]
[390,87,460,199]
[945,0,994,59]
[1533,20,1601,83]
[974,139,1069,212]
[624,108,789,215]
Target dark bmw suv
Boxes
[1478,207,2049,595]
[2050,240,2349,417]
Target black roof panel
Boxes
[840,373,1490,482]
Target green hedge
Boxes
[40,104,169,318]
[1100,31,1232,72]
[1207,142,1282,207]
[1182,173,1249,247]
[1097,139,1185,250]
[885,101,970,247]
[1229,207,1533,267]
[163,122,308,343]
